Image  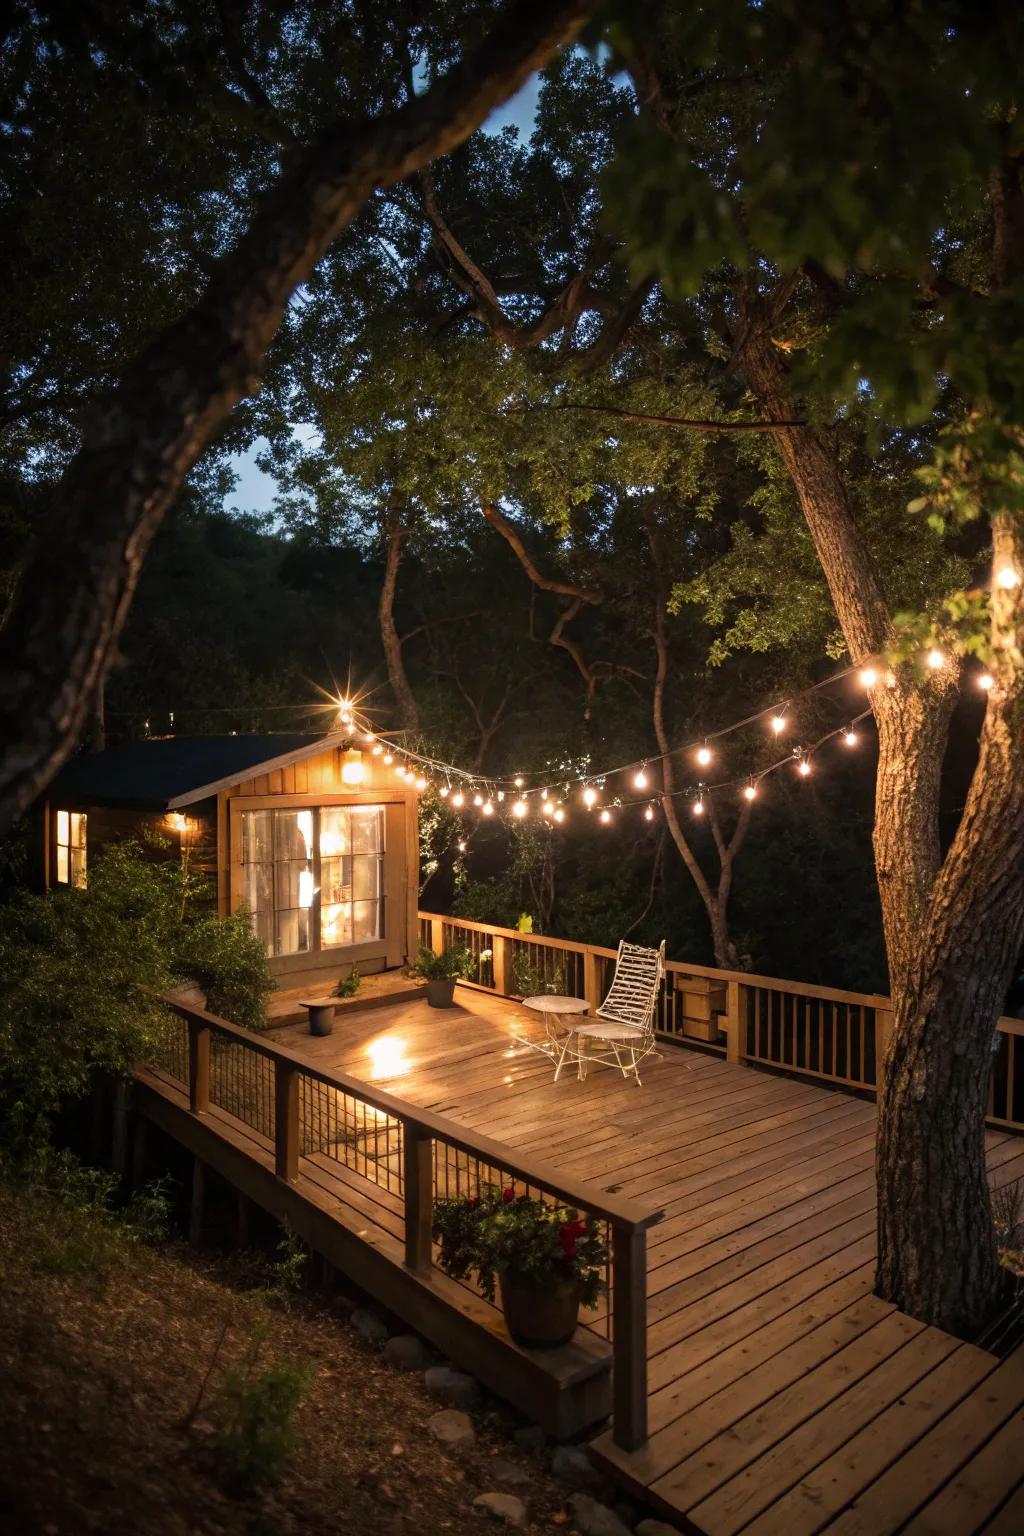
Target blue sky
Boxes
[224,76,543,519]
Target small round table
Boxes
[521,994,589,1081]
[299,997,337,1037]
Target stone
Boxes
[569,1494,633,1536]
[473,1492,528,1527]
[427,1409,476,1449]
[424,1364,481,1410]
[551,1444,600,1488]
[636,1522,682,1536]
[384,1333,431,1370]
[513,1424,547,1453]
[350,1307,388,1342]
[488,1458,532,1488]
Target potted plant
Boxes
[410,942,473,1008]
[432,1184,607,1348]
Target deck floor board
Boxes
[251,986,1024,1535]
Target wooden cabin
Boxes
[41,734,420,992]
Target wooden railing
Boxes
[420,911,1024,1133]
[153,998,662,1450]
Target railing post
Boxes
[430,917,445,957]
[188,1017,211,1113]
[583,947,603,1014]
[275,1060,299,1182]
[403,1124,434,1272]
[492,934,510,996]
[611,1221,647,1450]
[724,980,744,1065]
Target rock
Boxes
[424,1364,481,1410]
[636,1522,682,1536]
[513,1424,547,1453]
[551,1443,600,1488]
[488,1458,532,1488]
[427,1409,476,1449]
[351,1307,388,1342]
[473,1492,528,1527]
[384,1333,431,1370]
[569,1493,633,1536]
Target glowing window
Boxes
[55,811,87,887]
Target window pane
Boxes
[352,899,381,945]
[350,808,384,854]
[242,810,272,866]
[320,808,350,858]
[321,901,352,948]
[352,855,381,903]
[70,847,87,889]
[276,906,310,956]
[56,810,69,847]
[70,812,86,848]
[57,846,69,884]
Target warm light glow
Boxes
[771,716,786,735]
[693,798,704,816]
[473,793,484,807]
[367,1035,408,1080]
[298,868,315,908]
[553,807,565,824]
[979,673,995,691]
[860,667,878,687]
[744,783,758,801]
[383,752,394,765]
[439,785,449,797]
[926,648,945,670]
[496,791,505,802]
[482,801,495,817]
[644,805,655,821]
[363,732,375,743]
[798,758,811,777]
[341,756,365,784]
[514,775,524,788]
[457,840,466,852]
[166,812,189,832]
[633,768,649,790]
[542,799,554,816]
[844,729,858,746]
[996,566,1021,590]
[696,745,712,767]
[512,799,527,818]
[583,786,598,808]
[599,808,612,824]
[371,743,383,756]
[452,791,465,808]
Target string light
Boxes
[743,781,758,801]
[583,786,598,808]
[439,784,449,797]
[771,715,786,735]
[415,776,427,791]
[797,757,811,777]
[372,743,383,756]
[553,807,565,823]
[383,752,394,766]
[633,765,649,790]
[482,801,495,817]
[926,649,945,670]
[644,804,655,821]
[599,808,612,824]
[979,673,995,691]
[457,840,466,852]
[696,743,712,767]
[451,791,464,808]
[542,799,554,816]
[996,566,1021,590]
[473,794,483,807]
[514,775,524,787]
[512,799,527,818]
[844,728,858,746]
[692,796,704,816]
[859,667,878,687]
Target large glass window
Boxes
[56,810,87,887]
[240,806,385,957]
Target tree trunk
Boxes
[0,0,590,833]
[378,517,420,734]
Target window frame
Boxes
[54,809,88,888]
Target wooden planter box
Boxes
[675,976,728,1042]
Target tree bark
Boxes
[0,0,590,832]
[378,515,421,734]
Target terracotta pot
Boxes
[499,1270,581,1349]
[425,977,457,1008]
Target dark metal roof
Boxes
[46,734,346,810]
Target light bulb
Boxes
[696,745,712,767]
[457,840,466,852]
[439,785,450,797]
[496,790,505,802]
[514,775,524,788]
[798,759,811,777]
[542,799,554,816]
[553,807,565,824]
[644,805,655,821]
[771,716,786,735]
[844,729,858,746]
[996,566,1021,590]
[744,783,758,801]
[482,801,494,817]
[512,800,527,818]
[363,732,375,743]
[473,794,483,807]
[383,752,393,765]
[633,768,649,790]
[415,776,427,790]
[860,667,877,687]
[693,798,704,816]
[372,744,383,756]
[979,673,994,690]
[599,808,612,824]
[926,649,945,670]
[583,786,598,808]
[451,791,464,808]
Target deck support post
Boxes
[583,947,603,1014]
[611,1221,648,1451]
[492,934,511,996]
[430,917,445,957]
[724,980,743,1064]
[188,1018,211,1113]
[275,1061,299,1182]
[404,1126,434,1272]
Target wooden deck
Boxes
[260,985,1024,1536]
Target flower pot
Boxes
[425,977,458,1008]
[499,1270,581,1349]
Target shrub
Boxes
[174,908,273,1033]
[410,941,474,982]
[433,1183,607,1307]
[212,1359,311,1492]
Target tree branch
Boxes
[505,400,806,432]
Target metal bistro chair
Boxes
[567,939,666,1086]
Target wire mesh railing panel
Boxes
[149,1013,189,1086]
[299,1073,404,1196]
[209,1040,275,1140]
[431,1139,613,1341]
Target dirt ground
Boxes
[0,1187,612,1536]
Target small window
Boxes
[56,810,87,887]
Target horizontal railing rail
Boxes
[419,911,1024,1132]
[150,997,662,1450]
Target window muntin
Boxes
[55,810,87,887]
[241,806,385,957]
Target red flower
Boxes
[467,1196,480,1211]
[561,1240,578,1260]
[501,1185,515,1203]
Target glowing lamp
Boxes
[844,729,858,746]
[859,667,878,687]
[452,792,465,808]
[798,758,811,777]
[693,798,704,816]
[542,800,554,816]
[979,673,995,691]
[926,649,945,670]
[514,775,524,788]
[996,566,1021,589]
[482,801,495,817]
[512,800,527,818]
[341,754,365,785]
[633,768,649,790]
[583,786,598,808]
[553,807,565,823]
[696,745,712,767]
[167,812,189,832]
[599,808,612,824]
[644,805,655,821]
[771,716,786,735]
[743,783,758,801]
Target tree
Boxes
[0,0,591,830]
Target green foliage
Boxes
[335,968,361,998]
[0,839,272,1149]
[410,942,474,982]
[432,1184,607,1308]
[212,1358,312,1493]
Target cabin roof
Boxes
[46,733,355,811]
